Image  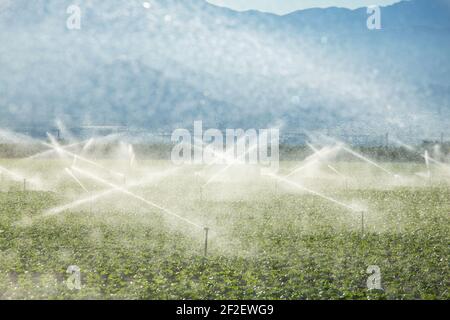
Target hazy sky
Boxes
[207,0,405,15]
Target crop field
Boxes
[0,154,448,300]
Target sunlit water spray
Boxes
[341,145,398,178]
[265,172,359,212]
[263,172,368,236]
[71,166,204,230]
[40,166,181,219]
[392,137,449,179]
[65,168,89,193]
[0,165,40,190]
[24,139,91,160]
[203,140,260,187]
[81,138,95,154]
[41,141,126,181]
[285,145,341,178]
[128,144,136,168]
[306,143,347,179]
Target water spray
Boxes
[81,138,95,154]
[203,142,260,187]
[392,138,450,180]
[65,168,89,193]
[341,145,397,177]
[26,139,89,160]
[42,167,181,218]
[41,141,126,180]
[306,143,349,188]
[70,166,210,254]
[0,165,37,190]
[424,150,431,179]
[285,158,319,178]
[71,166,204,230]
[263,172,367,236]
[285,144,341,178]
[192,135,256,171]
[264,172,358,212]
[65,168,91,213]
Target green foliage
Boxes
[0,162,448,300]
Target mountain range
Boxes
[0,0,449,138]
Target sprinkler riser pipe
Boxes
[204,227,209,257]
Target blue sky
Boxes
[206,0,405,15]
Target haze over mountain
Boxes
[0,0,449,139]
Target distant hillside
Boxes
[0,0,449,138]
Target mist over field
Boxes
[0,0,449,303]
[0,0,449,139]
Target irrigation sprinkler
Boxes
[89,191,93,215]
[0,165,37,191]
[204,227,209,257]
[424,150,432,185]
[391,138,450,182]
[194,171,204,202]
[361,211,365,238]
